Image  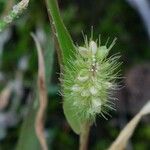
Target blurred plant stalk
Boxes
[108,100,150,150]
[0,0,30,32]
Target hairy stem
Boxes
[79,122,91,150]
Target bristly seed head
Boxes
[63,37,121,122]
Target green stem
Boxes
[79,122,91,150]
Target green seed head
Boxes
[63,38,121,122]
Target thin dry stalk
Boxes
[31,33,48,150]
[108,100,150,150]
[0,84,12,110]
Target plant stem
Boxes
[79,122,91,150]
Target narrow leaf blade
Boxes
[46,0,81,134]
[45,0,81,134]
[45,0,76,65]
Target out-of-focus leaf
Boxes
[44,36,54,85]
[15,100,40,150]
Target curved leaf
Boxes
[45,0,81,134]
[45,0,76,65]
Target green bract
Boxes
[63,39,121,127]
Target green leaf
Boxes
[15,100,40,150]
[45,0,82,134]
[63,100,81,134]
[45,0,76,65]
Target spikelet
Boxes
[62,37,121,122]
